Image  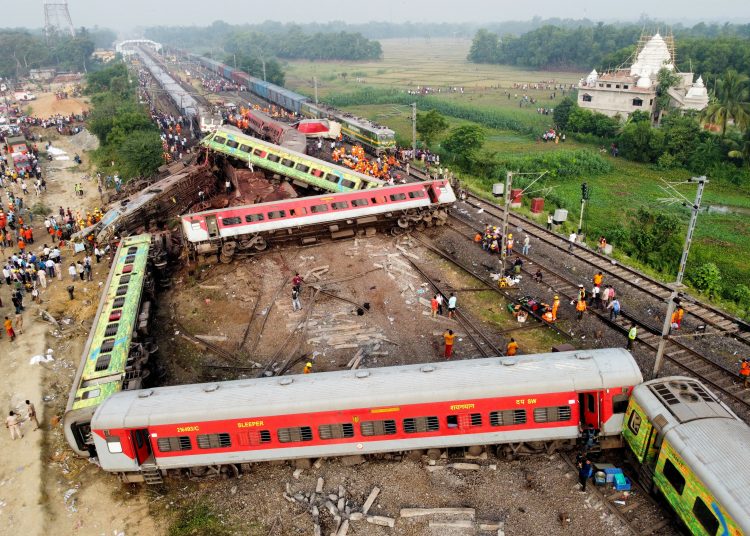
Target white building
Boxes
[577,33,708,120]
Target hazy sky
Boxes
[3,0,748,31]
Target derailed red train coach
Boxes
[89,349,642,483]
[181,180,455,260]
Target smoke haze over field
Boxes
[1,0,748,31]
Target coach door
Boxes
[131,429,153,465]
[580,392,600,429]
[205,216,219,239]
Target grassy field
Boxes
[285,39,750,315]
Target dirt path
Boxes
[0,132,160,535]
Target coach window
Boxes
[489,409,526,426]
[226,140,239,149]
[239,144,252,153]
[360,419,397,436]
[311,168,323,177]
[341,179,356,189]
[277,426,313,443]
[253,149,267,158]
[325,174,340,184]
[214,136,227,144]
[94,353,112,372]
[106,437,123,454]
[246,213,264,222]
[221,217,242,226]
[403,416,439,434]
[612,394,629,414]
[267,154,280,163]
[267,210,286,219]
[390,193,407,201]
[238,430,272,446]
[296,164,310,173]
[318,423,355,440]
[311,204,329,214]
[352,199,369,207]
[446,414,481,429]
[331,202,349,210]
[627,411,641,435]
[281,159,295,168]
[692,497,719,536]
[663,458,686,495]
[157,436,192,452]
[533,406,572,423]
[289,208,307,217]
[408,190,426,199]
[197,433,232,449]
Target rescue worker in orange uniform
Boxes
[593,272,603,288]
[506,338,519,356]
[576,299,587,320]
[740,358,750,388]
[303,362,313,374]
[551,295,560,322]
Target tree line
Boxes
[145,22,382,61]
[0,27,115,79]
[467,23,750,82]
[86,62,163,180]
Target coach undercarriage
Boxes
[193,206,450,264]
[121,438,580,484]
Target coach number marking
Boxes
[177,426,200,433]
[237,421,265,428]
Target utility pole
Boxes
[262,58,266,82]
[314,77,318,105]
[500,171,513,269]
[411,102,417,158]
[652,176,708,377]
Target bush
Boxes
[655,153,678,170]
[690,262,722,298]
[731,284,750,313]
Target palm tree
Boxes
[701,70,750,137]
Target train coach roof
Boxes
[92,349,642,429]
[666,419,750,533]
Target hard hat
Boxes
[578,284,584,288]
[554,295,559,299]
[305,362,312,367]
[508,233,513,238]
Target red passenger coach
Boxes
[181,180,455,260]
[90,349,642,483]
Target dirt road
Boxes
[0,131,159,535]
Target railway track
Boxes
[559,452,677,536]
[445,215,750,415]
[458,190,750,346]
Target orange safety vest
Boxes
[542,311,553,323]
[506,342,518,356]
[740,361,750,377]
[576,300,587,312]
[593,274,603,286]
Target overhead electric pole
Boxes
[411,102,417,158]
[652,176,708,378]
[500,171,513,269]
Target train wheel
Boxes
[391,226,406,236]
[467,445,483,456]
[426,448,442,460]
[397,217,410,228]
[254,237,268,251]
[220,242,236,264]
[406,449,426,461]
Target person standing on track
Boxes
[577,455,593,492]
[607,297,621,321]
[593,271,603,288]
[739,358,749,388]
[292,287,302,312]
[435,293,444,316]
[576,299,587,320]
[430,295,439,318]
[551,295,560,322]
[627,324,637,350]
[547,213,553,230]
[448,293,457,319]
[506,234,514,256]
[522,235,530,255]
[568,231,577,252]
[443,329,455,359]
